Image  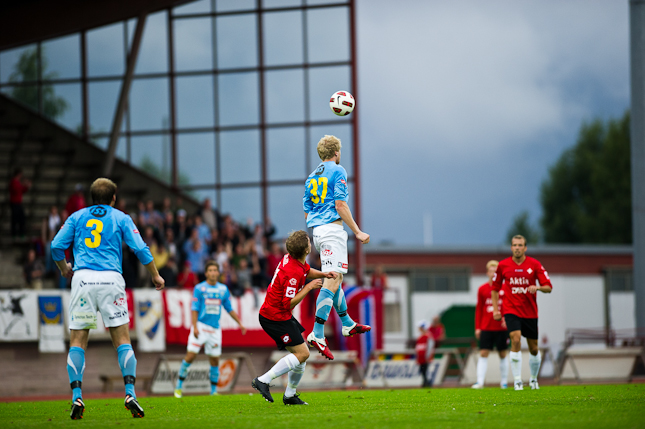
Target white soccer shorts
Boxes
[186,321,222,357]
[313,223,348,274]
[69,269,129,329]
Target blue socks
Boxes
[177,359,191,389]
[313,288,336,338]
[210,366,220,394]
[117,344,137,398]
[67,346,85,401]
[333,287,354,327]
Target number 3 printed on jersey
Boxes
[307,177,328,204]
[85,219,104,248]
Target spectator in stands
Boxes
[415,320,435,387]
[165,228,178,260]
[236,256,262,306]
[9,168,31,238]
[163,211,174,232]
[144,199,163,229]
[41,205,62,275]
[116,197,128,214]
[266,242,283,278]
[161,197,173,218]
[215,242,231,272]
[174,209,190,244]
[65,183,86,215]
[177,261,197,290]
[194,215,211,246]
[370,264,389,289]
[136,201,147,225]
[220,260,242,297]
[184,229,208,281]
[24,248,45,290]
[200,198,218,231]
[429,316,446,347]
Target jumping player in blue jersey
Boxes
[303,135,371,360]
[51,178,165,420]
[174,261,246,398]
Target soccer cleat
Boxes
[471,383,484,389]
[514,380,524,391]
[530,379,539,390]
[306,332,334,360]
[341,322,371,337]
[124,395,144,418]
[283,394,308,405]
[500,383,508,389]
[174,388,182,398]
[70,398,85,420]
[251,378,274,403]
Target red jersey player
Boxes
[472,260,509,389]
[252,230,335,405]
[491,235,552,391]
[415,320,435,387]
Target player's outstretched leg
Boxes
[283,362,308,405]
[308,287,335,360]
[118,344,144,417]
[529,351,541,390]
[67,346,86,420]
[499,355,509,389]
[253,353,300,402]
[210,365,219,395]
[175,359,191,398]
[334,287,371,337]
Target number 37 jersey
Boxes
[51,205,153,273]
[303,161,349,228]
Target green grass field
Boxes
[1,385,643,429]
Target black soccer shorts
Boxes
[479,330,509,351]
[259,314,306,350]
[504,314,538,340]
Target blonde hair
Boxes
[317,135,341,161]
[90,178,117,205]
[511,234,527,245]
[486,260,499,270]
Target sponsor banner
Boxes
[150,357,239,394]
[134,290,166,352]
[38,295,65,352]
[0,291,38,341]
[363,356,449,388]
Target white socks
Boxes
[499,356,509,385]
[510,351,522,382]
[476,357,488,386]
[285,362,306,397]
[258,353,300,384]
[529,351,541,381]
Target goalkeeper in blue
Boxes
[303,135,371,360]
[174,260,246,398]
[51,178,165,420]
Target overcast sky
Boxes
[356,0,630,245]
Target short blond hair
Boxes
[512,235,527,245]
[90,178,117,205]
[486,260,499,270]
[317,135,341,161]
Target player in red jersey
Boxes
[472,260,509,389]
[415,320,435,387]
[251,230,335,405]
[491,235,552,391]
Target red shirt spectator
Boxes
[429,316,445,347]
[370,264,388,289]
[266,242,283,279]
[65,184,86,215]
[10,174,30,204]
[177,262,198,290]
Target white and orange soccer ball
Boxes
[329,90,355,116]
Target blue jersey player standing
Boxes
[51,178,165,420]
[174,261,246,398]
[303,135,371,360]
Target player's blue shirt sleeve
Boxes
[222,286,233,313]
[333,166,349,202]
[191,284,203,312]
[50,212,78,261]
[120,214,153,266]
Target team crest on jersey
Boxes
[90,206,107,218]
[315,165,325,175]
[527,268,533,274]
[289,278,297,286]
[282,334,290,343]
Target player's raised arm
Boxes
[335,200,369,244]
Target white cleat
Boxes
[471,383,484,389]
[306,331,334,360]
[530,379,539,390]
[500,382,508,389]
[514,380,524,391]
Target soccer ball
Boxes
[329,91,355,116]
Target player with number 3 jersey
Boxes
[252,230,334,405]
[302,135,371,361]
[51,178,164,420]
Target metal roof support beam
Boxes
[103,13,147,177]
[630,0,645,332]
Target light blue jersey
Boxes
[191,281,233,328]
[303,161,349,228]
[51,205,153,273]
